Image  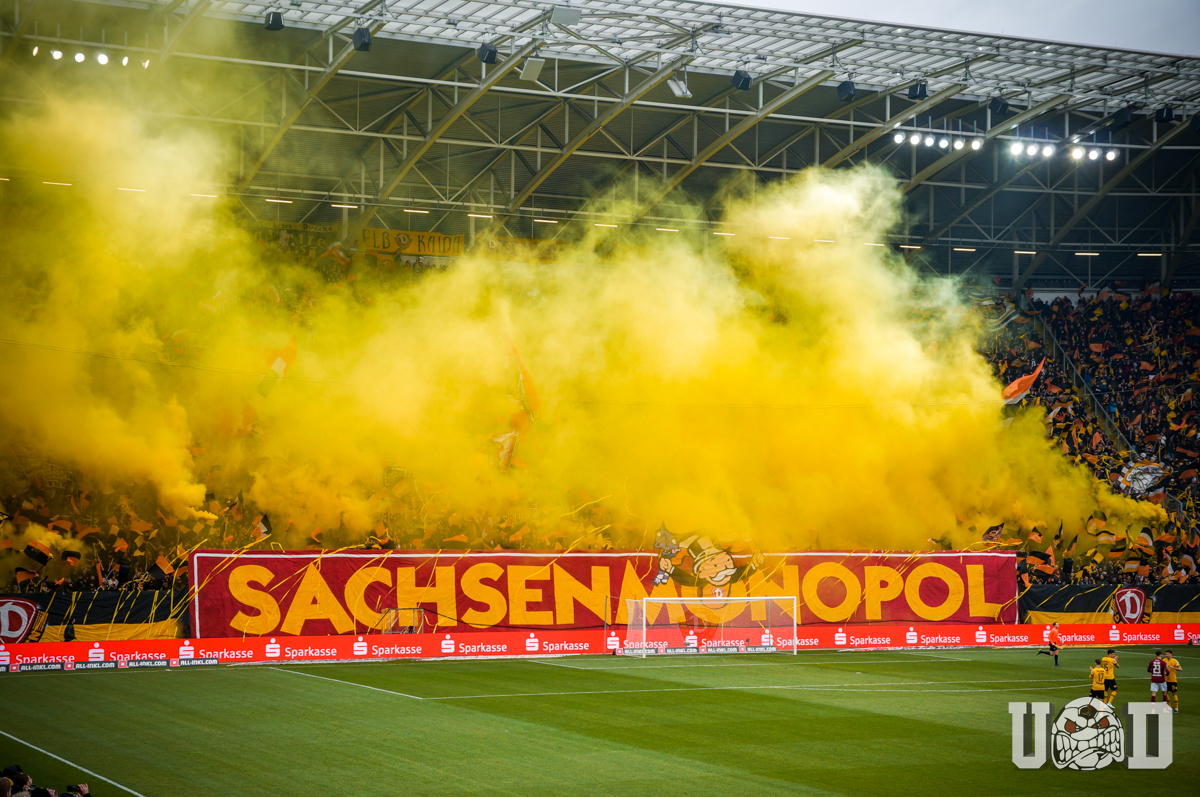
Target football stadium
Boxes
[1,0,1199,793]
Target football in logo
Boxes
[1113,586,1146,624]
[0,598,40,644]
[1051,697,1124,770]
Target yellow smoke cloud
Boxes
[0,97,1160,556]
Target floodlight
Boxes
[1088,148,1100,160]
[908,82,928,100]
[51,50,62,60]
[1106,149,1118,161]
[1071,146,1084,159]
[1026,143,1038,156]
[477,42,498,64]
[970,138,982,150]
[31,46,38,56]
[520,57,546,82]
[1155,105,1175,124]
[1042,145,1055,157]
[264,11,284,31]
[1009,141,1023,155]
[909,133,921,145]
[953,138,964,150]
[989,96,1009,117]
[666,78,692,98]
[74,52,85,63]
[893,131,905,144]
[122,56,129,66]
[549,6,583,26]
[731,70,752,91]
[837,80,855,102]
[924,135,934,146]
[352,26,371,52]
[97,53,108,65]
[938,137,949,148]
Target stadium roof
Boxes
[2,0,1199,287]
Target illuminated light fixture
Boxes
[1105,149,1118,161]
[892,131,905,144]
[534,218,558,224]
[1088,148,1101,160]
[265,198,292,203]
[1009,141,1023,155]
[907,82,928,100]
[31,46,38,56]
[713,232,735,236]
[121,56,128,66]
[768,236,789,240]
[970,139,982,151]
[953,247,976,252]
[549,6,583,25]
[264,10,284,31]
[1075,252,1099,256]
[352,26,372,52]
[594,223,617,228]
[953,138,964,150]
[190,193,218,197]
[864,242,884,246]
[51,50,62,60]
[899,244,921,249]
[1015,250,1036,255]
[1025,143,1038,156]
[0,177,8,180]
[142,59,149,68]
[1137,253,1163,257]
[989,96,1009,117]
[1042,145,1055,157]
[519,57,546,82]
[97,53,108,65]
[656,227,679,232]
[837,80,856,102]
[404,208,429,214]
[814,239,835,243]
[476,42,499,64]
[74,52,85,63]
[331,204,357,208]
[117,187,145,192]
[666,77,692,98]
[924,135,935,147]
[467,213,492,218]
[938,137,949,149]
[1071,146,1085,159]
[909,133,921,145]
[43,181,71,186]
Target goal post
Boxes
[621,596,798,657]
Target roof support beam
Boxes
[160,0,213,62]
[824,83,965,168]
[1015,115,1197,288]
[632,69,835,220]
[912,162,1041,252]
[502,55,690,214]
[902,93,1072,193]
[1,0,47,65]
[353,38,541,232]
[824,55,994,122]
[236,25,383,191]
[1161,187,1200,289]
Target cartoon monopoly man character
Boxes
[654,524,763,598]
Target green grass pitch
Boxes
[1,645,1195,795]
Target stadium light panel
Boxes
[1071,146,1085,159]
[534,218,558,223]
[1106,149,1118,161]
[43,182,72,186]
[1015,250,1036,255]
[953,138,964,150]
[549,6,584,26]
[1042,145,1055,157]
[142,59,150,68]
[768,236,790,239]
[938,137,949,149]
[97,53,109,65]
[404,208,429,213]
[1075,252,1099,256]
[1025,143,1038,156]
[51,50,62,60]
[657,228,679,232]
[814,239,835,243]
[970,139,982,150]
[265,198,292,203]
[713,232,735,236]
[122,56,129,66]
[467,213,492,218]
[899,245,921,249]
[595,223,618,227]
[74,53,85,63]
[31,46,38,56]
[892,132,905,144]
[520,57,546,82]
[331,204,357,209]
[923,135,935,147]
[666,78,692,98]
[1009,142,1023,155]
[1137,253,1163,257]
[1088,148,1101,160]
[953,248,976,252]
[117,187,145,192]
[190,193,218,198]
[909,133,921,145]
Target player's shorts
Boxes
[1166,682,1177,692]
[1090,689,1106,700]
[1104,679,1117,691]
[1047,643,1059,652]
[1150,681,1167,692]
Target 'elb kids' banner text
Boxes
[189,549,1017,638]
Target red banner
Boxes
[2,623,1196,672]
[189,549,1017,638]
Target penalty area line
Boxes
[0,728,148,797]
[268,667,423,699]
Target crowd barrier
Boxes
[2,622,1197,672]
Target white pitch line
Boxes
[901,651,971,661]
[532,656,963,671]
[422,675,1093,701]
[0,728,148,797]
[269,666,423,699]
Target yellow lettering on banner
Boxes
[344,566,392,629]
[553,564,611,625]
[616,560,682,623]
[904,563,965,621]
[508,565,554,625]
[281,564,354,635]
[801,562,862,622]
[966,564,1003,619]
[461,563,507,627]
[229,565,281,635]
[395,566,458,627]
[863,566,904,620]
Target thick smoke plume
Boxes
[0,98,1160,571]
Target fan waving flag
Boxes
[982,523,1004,542]
[1002,358,1046,404]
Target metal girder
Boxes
[914,161,1041,250]
[161,0,190,15]
[236,26,384,191]
[825,55,994,122]
[632,69,835,219]
[1163,192,1200,289]
[352,39,541,231]
[1014,116,1198,288]
[503,55,690,214]
[824,83,965,168]
[160,0,213,62]
[902,93,1072,193]
[303,0,389,56]
[1,0,47,65]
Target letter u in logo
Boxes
[1009,702,1053,768]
